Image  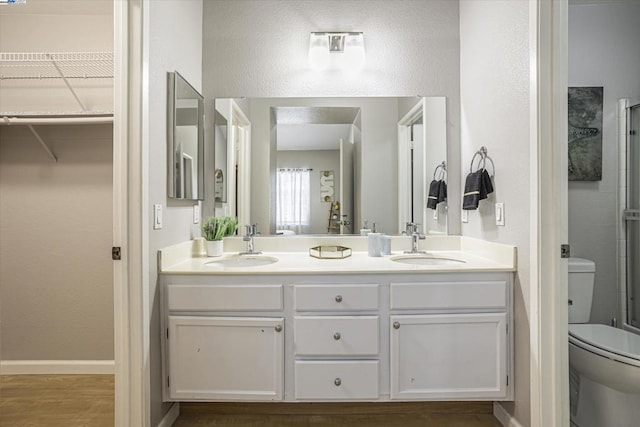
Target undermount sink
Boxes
[206,255,279,268]
[390,254,466,266]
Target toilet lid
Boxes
[569,324,640,363]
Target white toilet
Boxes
[568,257,640,427]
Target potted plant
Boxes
[201,216,238,257]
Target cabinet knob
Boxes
[335,295,343,303]
[275,325,283,333]
[333,332,341,340]
[393,321,400,329]
[334,378,342,386]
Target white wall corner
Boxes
[0,360,115,375]
[494,402,525,427]
[157,402,180,427]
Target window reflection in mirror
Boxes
[167,71,204,200]
[274,106,359,235]
[214,97,447,236]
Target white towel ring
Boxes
[469,146,495,177]
[433,161,447,181]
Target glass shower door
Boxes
[626,103,640,328]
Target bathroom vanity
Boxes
[159,236,515,403]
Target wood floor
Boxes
[0,375,502,427]
[0,375,114,427]
[175,401,503,426]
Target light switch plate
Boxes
[495,202,505,226]
[153,204,163,230]
[461,209,469,223]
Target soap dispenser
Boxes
[360,219,371,236]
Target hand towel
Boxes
[463,169,494,210]
[463,170,484,210]
[437,180,447,204]
[426,179,440,209]
[482,169,494,196]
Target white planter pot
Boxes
[205,240,224,257]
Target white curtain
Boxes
[276,168,311,234]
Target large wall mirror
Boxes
[167,71,204,200]
[214,97,447,236]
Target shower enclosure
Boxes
[620,98,640,332]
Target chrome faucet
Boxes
[240,224,261,255]
[404,222,427,254]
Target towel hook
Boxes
[433,161,446,181]
[469,146,495,177]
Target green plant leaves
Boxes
[201,216,238,241]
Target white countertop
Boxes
[159,236,517,275]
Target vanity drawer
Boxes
[167,284,283,312]
[390,281,507,310]
[295,360,379,400]
[294,316,379,356]
[294,284,379,311]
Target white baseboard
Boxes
[494,402,524,427]
[0,360,115,375]
[157,402,180,427]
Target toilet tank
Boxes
[568,257,596,323]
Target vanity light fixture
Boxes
[308,32,365,71]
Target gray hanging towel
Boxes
[426,179,440,209]
[437,180,447,204]
[463,170,484,210]
[482,169,494,196]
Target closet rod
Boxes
[1,116,113,125]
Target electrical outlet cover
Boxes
[153,204,163,229]
[193,205,200,224]
[495,202,505,226]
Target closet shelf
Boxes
[0,51,114,163]
[0,52,114,80]
[0,51,114,127]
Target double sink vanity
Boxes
[159,235,516,404]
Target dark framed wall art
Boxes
[568,86,604,181]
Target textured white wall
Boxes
[0,126,114,361]
[203,0,462,233]
[0,0,113,361]
[568,2,640,325]
[459,0,530,425]
[145,0,203,425]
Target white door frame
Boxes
[222,100,251,227]
[114,0,146,426]
[530,0,569,426]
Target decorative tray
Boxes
[309,245,352,259]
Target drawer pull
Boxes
[393,321,400,329]
[333,332,341,340]
[275,325,283,333]
[334,377,342,386]
[335,295,343,303]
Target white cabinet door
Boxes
[168,316,284,401]
[390,313,507,400]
